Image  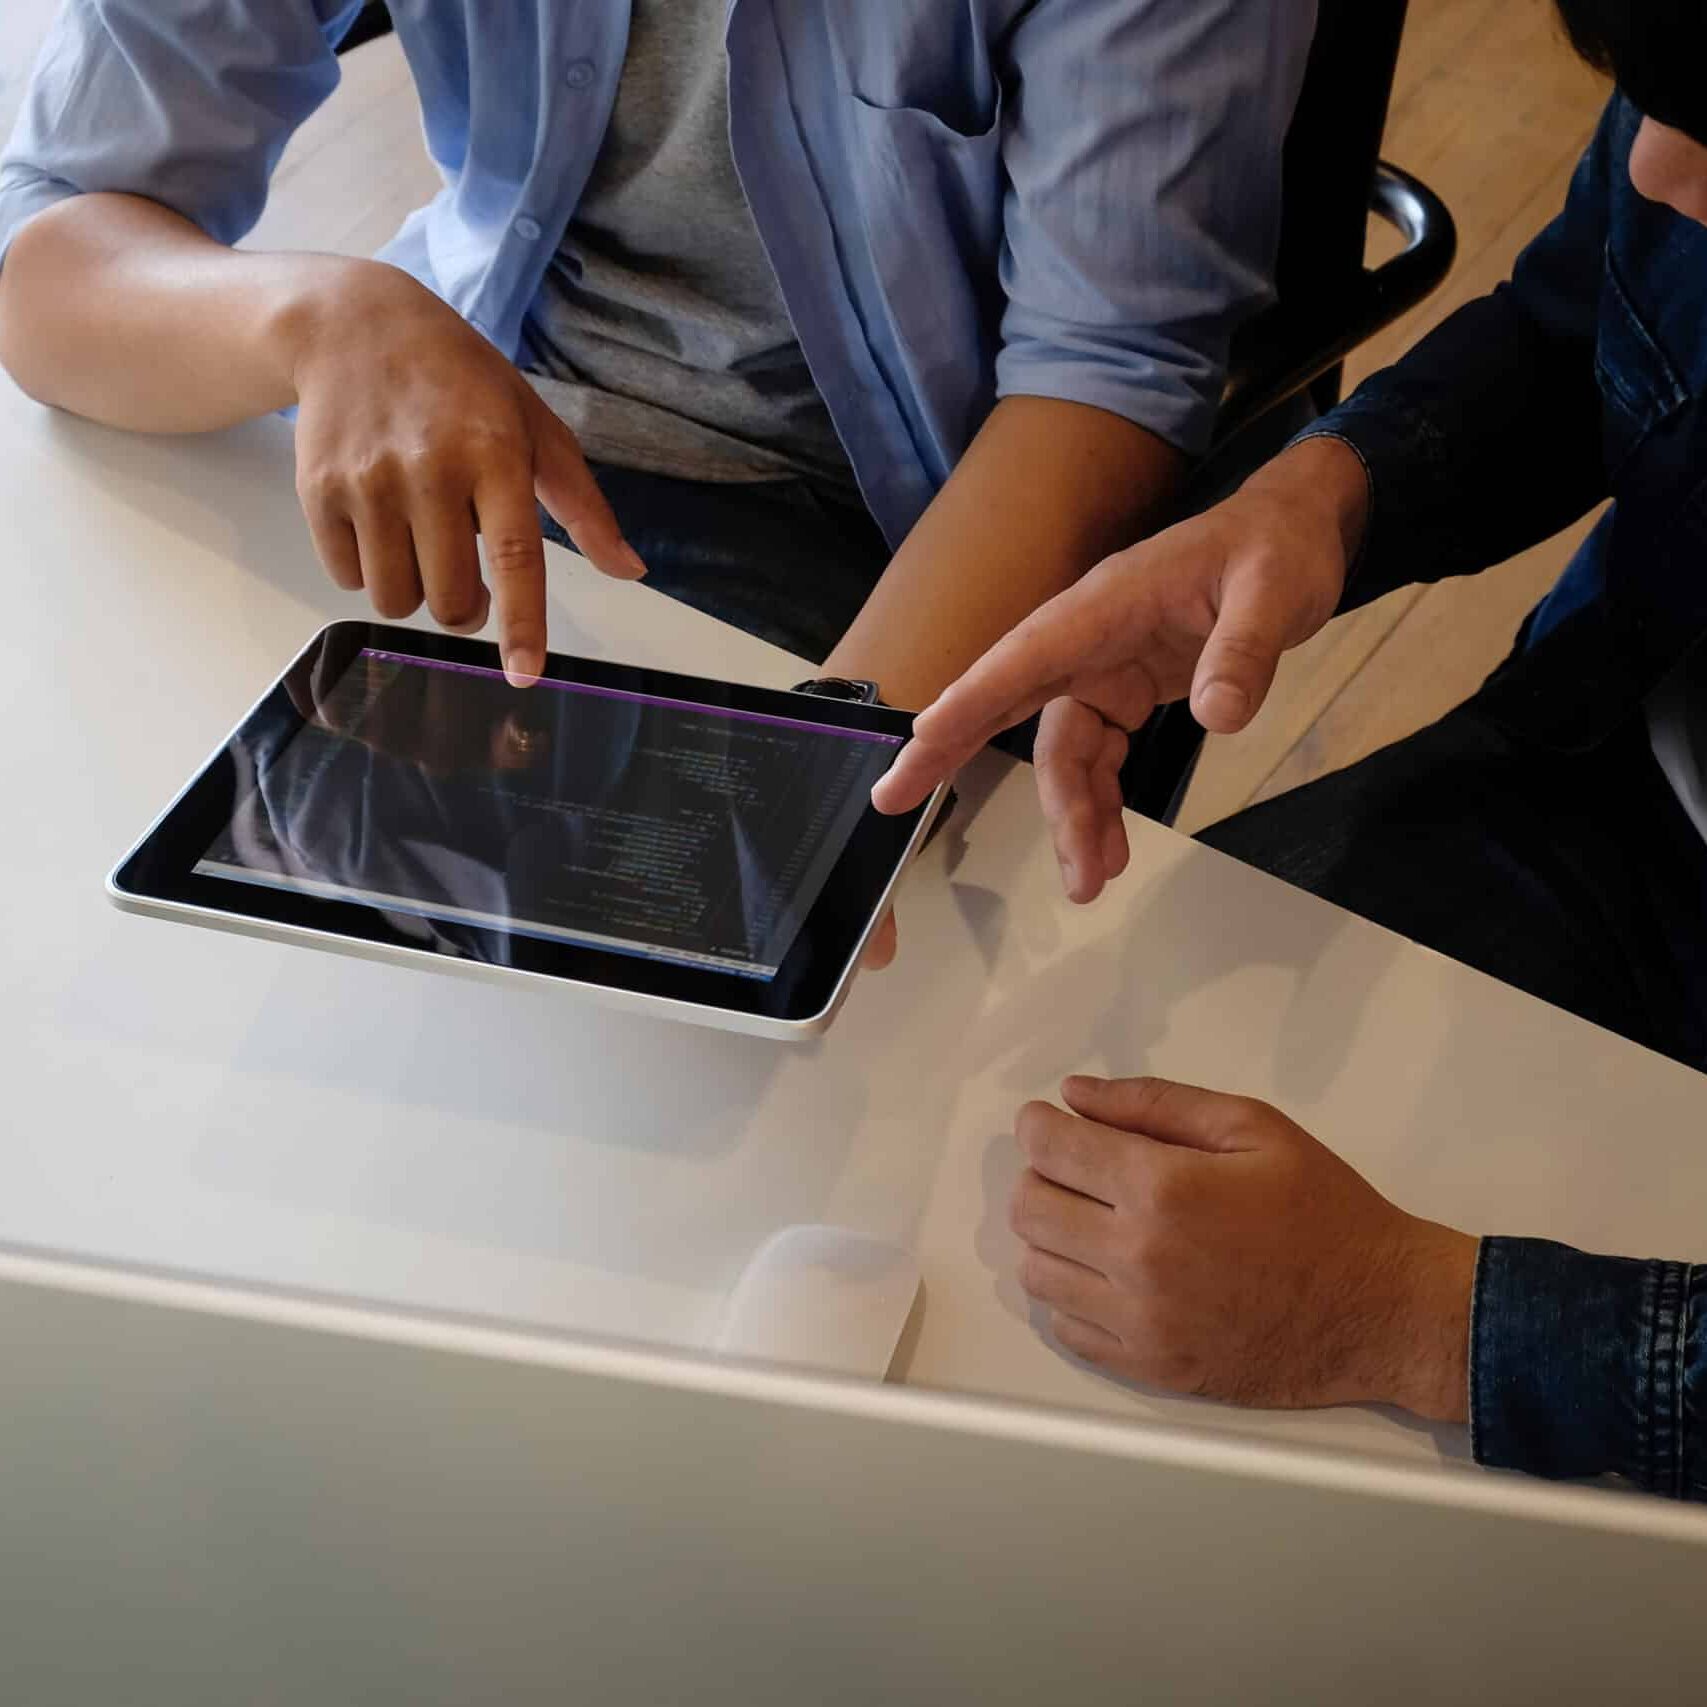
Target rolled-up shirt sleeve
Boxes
[1471,1237,1706,1500]
[0,0,361,272]
[994,0,1313,457]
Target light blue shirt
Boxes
[0,0,1312,546]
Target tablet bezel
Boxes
[108,621,945,1037]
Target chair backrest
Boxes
[338,3,394,54]
[1275,0,1411,305]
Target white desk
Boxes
[5,375,1707,1486]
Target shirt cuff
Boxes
[1289,387,1480,610]
[1470,1235,1699,1497]
[0,168,78,274]
[995,347,1223,461]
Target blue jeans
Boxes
[1199,695,1707,1074]
[543,465,890,666]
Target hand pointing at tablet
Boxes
[290,262,648,686]
[871,438,1368,900]
[0,200,646,689]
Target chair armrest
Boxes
[1213,162,1457,449]
[1127,166,1455,828]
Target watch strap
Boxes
[789,676,883,706]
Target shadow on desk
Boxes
[62,876,991,1289]
[955,831,1398,1110]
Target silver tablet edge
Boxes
[103,622,952,1044]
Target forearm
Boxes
[824,396,1184,710]
[0,193,379,431]
[1471,1238,1706,1498]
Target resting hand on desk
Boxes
[1012,1075,1477,1421]
[871,437,1370,900]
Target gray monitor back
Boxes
[1,1258,1703,1706]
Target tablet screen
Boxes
[192,647,902,981]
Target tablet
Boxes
[108,622,948,1040]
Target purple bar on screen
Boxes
[359,649,903,746]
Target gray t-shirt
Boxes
[519,0,856,490]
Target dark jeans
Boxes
[1199,695,1707,1074]
[555,400,1316,655]
[543,464,891,665]
[546,401,1316,806]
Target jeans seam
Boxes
[1637,1259,1657,1491]
[1679,1263,1693,1502]
[1466,1236,1490,1465]
[1655,1260,1688,1499]
[1636,1258,1688,1496]
[1685,1266,1700,1500]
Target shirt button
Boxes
[564,58,596,90]
[513,216,543,242]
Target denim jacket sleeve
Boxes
[1471,1238,1706,1500]
[1294,98,1624,610]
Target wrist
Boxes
[1244,434,1372,573]
[266,256,423,402]
[820,636,927,713]
[1378,1220,1479,1423]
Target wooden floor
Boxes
[2,0,1613,826]
[1179,0,1609,829]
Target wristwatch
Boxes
[790,676,958,848]
[790,676,884,706]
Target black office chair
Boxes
[335,1,1453,823]
[339,4,393,53]
[1121,0,1456,821]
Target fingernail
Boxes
[1197,681,1250,727]
[504,651,541,689]
[1058,856,1079,894]
[619,544,648,580]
